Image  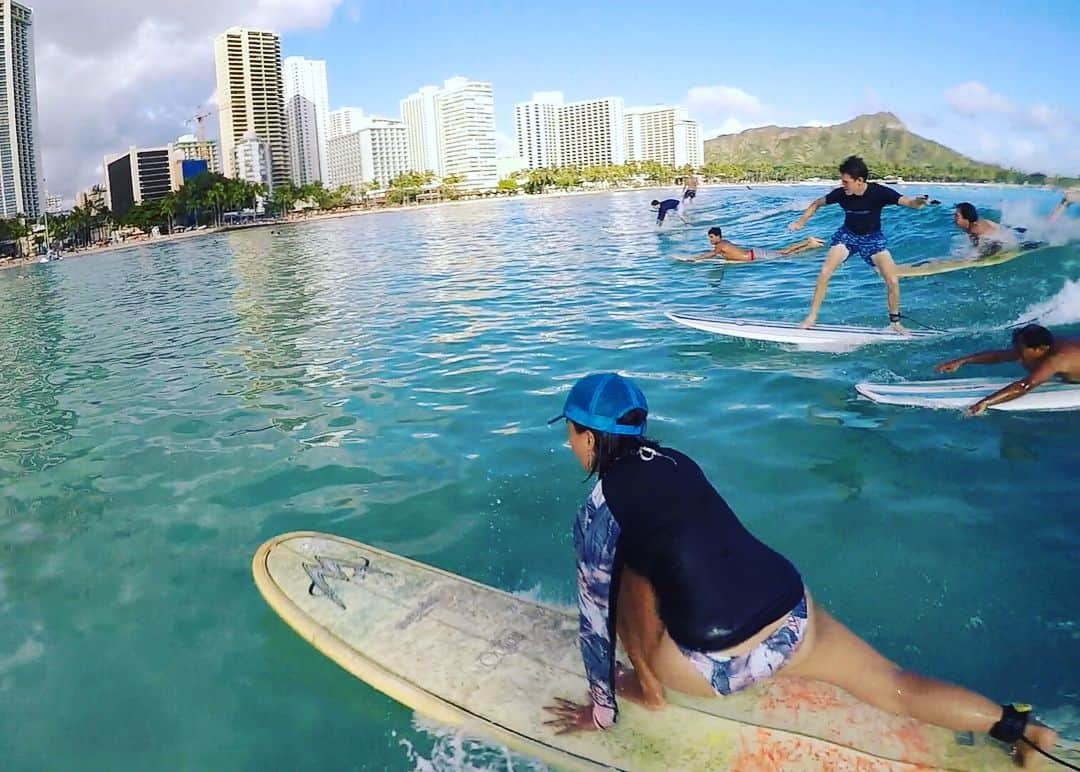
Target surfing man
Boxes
[935,324,1080,416]
[953,202,1052,255]
[651,198,689,228]
[682,172,699,204]
[543,373,1058,768]
[685,226,824,262]
[788,156,930,332]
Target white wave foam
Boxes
[401,715,549,771]
[1011,280,1080,326]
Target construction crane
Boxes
[187,109,213,143]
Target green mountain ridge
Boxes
[703,112,1010,177]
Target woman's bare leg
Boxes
[614,567,667,708]
[781,603,1057,767]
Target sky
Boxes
[32,0,1080,200]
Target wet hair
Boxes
[955,202,978,222]
[1011,324,1053,350]
[570,408,659,479]
[708,226,723,238]
[650,199,661,206]
[839,155,868,181]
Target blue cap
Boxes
[548,373,648,436]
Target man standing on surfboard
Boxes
[935,324,1080,415]
[788,156,929,332]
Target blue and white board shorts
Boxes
[830,227,888,266]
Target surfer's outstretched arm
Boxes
[935,349,1017,373]
[1049,188,1078,221]
[789,196,826,231]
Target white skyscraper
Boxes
[0,0,41,217]
[557,97,625,168]
[514,91,563,170]
[327,116,410,191]
[283,56,329,185]
[625,106,703,168]
[213,28,289,188]
[434,77,497,190]
[400,85,441,175]
[329,107,365,140]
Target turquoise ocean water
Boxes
[1,185,1078,770]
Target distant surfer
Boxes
[682,172,699,205]
[935,324,1080,415]
[683,226,824,262]
[543,372,1057,768]
[651,198,689,228]
[788,155,930,332]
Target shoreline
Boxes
[2,180,1064,273]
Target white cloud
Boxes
[944,81,1013,115]
[32,0,344,200]
[686,85,765,116]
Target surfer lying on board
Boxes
[683,226,824,262]
[788,156,930,333]
[935,324,1080,416]
[651,198,689,228]
[953,203,1050,256]
[543,372,1058,767]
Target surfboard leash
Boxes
[1019,736,1079,770]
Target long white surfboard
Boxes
[855,377,1080,412]
[253,531,1078,771]
[666,311,939,346]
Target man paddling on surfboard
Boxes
[684,226,824,262]
[788,156,930,332]
[935,324,1080,416]
[953,202,1053,256]
[542,373,1058,767]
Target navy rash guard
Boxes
[824,183,901,234]
[573,446,803,726]
[656,199,681,224]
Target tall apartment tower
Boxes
[0,0,42,217]
[514,91,562,170]
[557,97,625,168]
[213,27,290,188]
[283,56,329,185]
[625,106,703,168]
[434,77,497,189]
[399,85,441,175]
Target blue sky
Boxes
[33,0,1080,196]
[279,0,1079,173]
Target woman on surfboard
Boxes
[543,372,1057,767]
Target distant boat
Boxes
[881,176,905,185]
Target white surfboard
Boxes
[666,311,939,346]
[253,531,1078,771]
[855,377,1080,412]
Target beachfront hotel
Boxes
[400,86,441,177]
[0,0,41,218]
[102,146,173,219]
[213,27,290,189]
[624,106,703,168]
[400,78,498,190]
[170,135,220,177]
[327,116,410,191]
[556,97,626,168]
[329,107,365,141]
[283,56,329,186]
[514,92,562,169]
[433,77,498,190]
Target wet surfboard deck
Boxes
[855,377,1080,411]
[896,244,1049,279]
[253,531,1078,770]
